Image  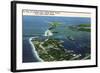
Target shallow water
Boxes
[23,37,40,62]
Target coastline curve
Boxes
[29,37,44,62]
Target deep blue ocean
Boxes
[22,16,91,62]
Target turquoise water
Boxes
[23,16,91,62]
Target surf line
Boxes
[29,37,43,62]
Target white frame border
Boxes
[16,3,96,70]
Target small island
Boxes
[69,24,91,32]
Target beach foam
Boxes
[29,37,44,62]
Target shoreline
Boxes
[29,37,44,62]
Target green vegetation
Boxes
[77,24,90,27]
[77,24,91,32]
[44,21,61,42]
[48,21,61,34]
[32,38,82,62]
[78,27,90,32]
[69,24,91,32]
[48,21,61,29]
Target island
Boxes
[30,37,83,62]
[69,24,91,32]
